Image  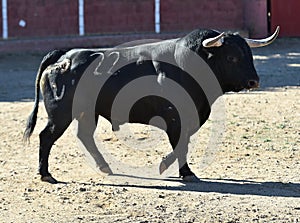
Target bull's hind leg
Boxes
[39,119,71,183]
[76,114,112,175]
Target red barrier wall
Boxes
[270,0,300,37]
[243,0,268,38]
[85,0,154,34]
[2,0,269,39]
[7,0,78,38]
[161,0,244,32]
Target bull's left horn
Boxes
[202,32,226,48]
[245,26,280,48]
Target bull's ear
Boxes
[202,32,225,48]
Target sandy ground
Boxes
[0,38,299,222]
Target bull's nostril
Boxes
[248,80,259,88]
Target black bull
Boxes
[24,28,279,183]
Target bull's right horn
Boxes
[245,26,280,48]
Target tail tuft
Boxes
[23,105,38,142]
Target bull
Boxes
[24,27,279,183]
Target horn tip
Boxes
[273,26,280,38]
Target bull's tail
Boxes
[23,50,67,142]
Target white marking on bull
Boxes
[44,58,71,75]
[207,53,213,59]
[44,58,71,101]
[107,51,120,74]
[92,52,104,75]
[152,60,166,85]
[93,51,120,75]
[157,72,166,85]
[51,83,65,101]
[58,59,71,73]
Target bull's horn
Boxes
[202,32,226,48]
[245,26,280,48]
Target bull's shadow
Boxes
[91,174,300,198]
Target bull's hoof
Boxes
[159,161,168,175]
[182,175,201,183]
[100,166,113,175]
[41,175,58,184]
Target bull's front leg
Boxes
[161,124,200,182]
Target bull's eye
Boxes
[227,55,238,63]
